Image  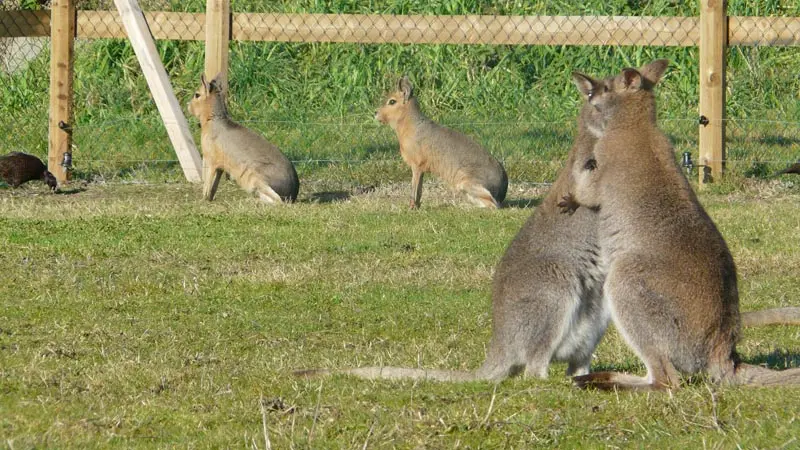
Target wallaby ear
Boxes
[621,68,643,91]
[399,76,413,102]
[638,59,669,86]
[571,72,596,98]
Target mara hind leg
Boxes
[252,179,283,204]
[459,182,499,208]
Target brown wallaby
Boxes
[188,74,299,204]
[375,76,508,208]
[563,60,800,390]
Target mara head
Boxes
[42,170,57,191]
[571,59,669,134]
[188,73,226,122]
[375,75,416,126]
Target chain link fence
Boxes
[1,1,799,191]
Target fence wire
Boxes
[1,1,799,189]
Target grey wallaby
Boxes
[188,74,299,204]
[564,59,800,390]
[294,88,608,381]
[294,62,799,385]
[376,76,508,208]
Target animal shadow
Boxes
[503,197,542,209]
[308,191,351,203]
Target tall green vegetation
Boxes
[1,0,799,183]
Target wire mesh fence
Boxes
[1,1,799,192]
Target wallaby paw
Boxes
[557,193,579,215]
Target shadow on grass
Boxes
[55,186,87,195]
[305,185,378,203]
[503,197,542,209]
[306,190,351,203]
[743,349,800,371]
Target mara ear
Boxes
[399,75,413,102]
[200,73,208,94]
[638,59,669,86]
[571,72,596,98]
[621,68,643,91]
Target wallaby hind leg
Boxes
[460,182,499,208]
[203,166,223,201]
[574,276,682,391]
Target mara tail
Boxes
[741,307,800,327]
[294,366,477,382]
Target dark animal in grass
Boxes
[774,162,800,176]
[0,152,57,191]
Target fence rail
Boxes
[3,11,800,47]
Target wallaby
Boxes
[295,93,608,381]
[563,60,800,390]
[375,76,508,208]
[188,74,299,204]
[294,62,799,385]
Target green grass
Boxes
[1,180,799,448]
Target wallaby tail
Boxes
[293,366,477,382]
[741,307,800,327]
[733,363,800,386]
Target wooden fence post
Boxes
[114,0,203,182]
[48,0,75,182]
[204,0,230,89]
[698,0,727,184]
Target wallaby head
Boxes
[571,59,669,136]
[188,73,228,124]
[375,75,419,128]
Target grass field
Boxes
[1,178,799,448]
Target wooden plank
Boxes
[698,0,726,184]
[64,11,702,47]
[231,14,699,46]
[77,11,204,40]
[729,16,800,46]
[204,0,230,89]
[0,10,50,38]
[48,0,74,183]
[113,0,202,182]
[9,10,800,48]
